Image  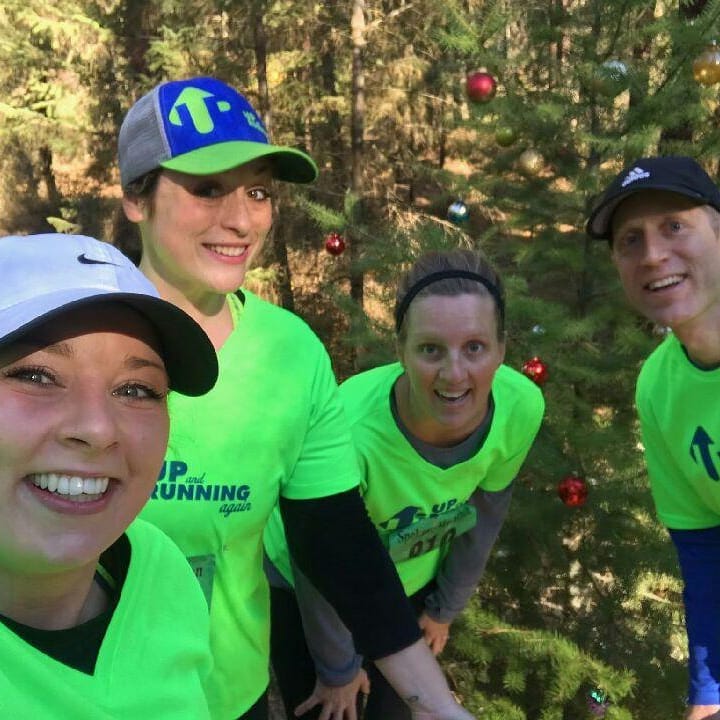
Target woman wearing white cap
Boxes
[0,233,218,718]
[118,77,474,720]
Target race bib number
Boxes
[188,554,216,608]
[386,503,477,563]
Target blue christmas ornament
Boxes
[447,200,469,224]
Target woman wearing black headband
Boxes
[265,248,545,719]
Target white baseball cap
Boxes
[0,233,218,396]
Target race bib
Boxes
[187,554,216,608]
[386,503,477,563]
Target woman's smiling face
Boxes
[397,292,505,446]
[0,304,170,576]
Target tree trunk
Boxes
[659,0,708,148]
[38,145,61,212]
[349,0,366,314]
[252,0,295,311]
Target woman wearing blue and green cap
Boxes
[117,77,475,720]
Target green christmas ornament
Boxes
[495,126,517,147]
[592,60,629,97]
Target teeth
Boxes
[30,473,110,497]
[647,275,683,290]
[207,245,246,257]
[437,390,468,400]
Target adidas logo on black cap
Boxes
[620,166,650,187]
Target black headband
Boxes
[394,269,505,332]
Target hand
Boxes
[685,705,720,720]
[294,669,370,720]
[419,612,452,657]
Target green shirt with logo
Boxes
[637,333,720,529]
[140,291,359,719]
[265,362,544,595]
[0,519,213,719]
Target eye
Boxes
[189,181,226,199]
[668,220,683,233]
[249,186,272,202]
[3,365,57,386]
[113,383,166,401]
[615,231,640,254]
[418,343,440,357]
[466,341,484,354]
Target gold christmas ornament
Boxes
[693,42,720,86]
[518,149,544,176]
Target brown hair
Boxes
[112,169,162,266]
[395,249,505,343]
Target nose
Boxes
[440,350,467,384]
[640,229,670,265]
[60,385,119,453]
[221,188,252,236]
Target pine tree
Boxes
[302,1,720,717]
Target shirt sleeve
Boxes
[424,484,512,623]
[280,489,422,660]
[290,558,363,687]
[668,526,720,705]
[280,345,360,500]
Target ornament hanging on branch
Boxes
[592,60,629,97]
[518,149,544,176]
[693,41,720,86]
[587,688,610,718]
[520,356,548,386]
[557,474,588,508]
[494,126,517,147]
[466,71,497,103]
[324,232,346,256]
[447,200,469,225]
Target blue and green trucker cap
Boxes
[118,77,318,189]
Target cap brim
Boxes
[160,141,318,184]
[0,294,218,397]
[587,184,710,239]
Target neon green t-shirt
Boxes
[0,519,212,719]
[637,333,720,530]
[140,291,359,719]
[265,362,544,595]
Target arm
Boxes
[668,526,720,716]
[290,558,369,720]
[281,490,475,719]
[421,484,513,655]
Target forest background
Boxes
[3,0,720,718]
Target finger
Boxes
[317,702,332,720]
[360,675,371,694]
[294,695,320,717]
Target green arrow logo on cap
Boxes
[168,87,232,134]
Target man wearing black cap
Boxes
[587,156,720,720]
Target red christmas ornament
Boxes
[557,474,589,507]
[520,356,548,386]
[466,71,497,103]
[324,232,346,256]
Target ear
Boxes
[395,338,406,368]
[122,194,146,223]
